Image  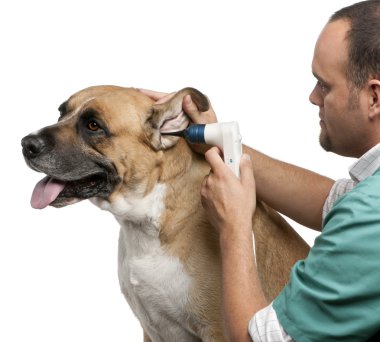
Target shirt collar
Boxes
[349,143,380,182]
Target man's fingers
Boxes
[138,88,170,101]
[155,92,176,104]
[138,88,177,104]
[205,147,225,173]
[183,94,217,125]
[183,94,201,117]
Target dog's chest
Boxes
[113,184,199,341]
[118,227,198,340]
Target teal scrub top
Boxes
[273,168,380,341]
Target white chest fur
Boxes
[101,184,199,341]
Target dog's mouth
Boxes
[31,172,112,209]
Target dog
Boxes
[21,86,310,341]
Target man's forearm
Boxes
[244,146,334,231]
[220,228,267,342]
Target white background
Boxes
[1,0,356,341]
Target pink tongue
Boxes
[31,176,66,209]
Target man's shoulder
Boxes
[350,166,380,196]
[324,168,380,231]
[333,166,380,203]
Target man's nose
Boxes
[309,85,322,107]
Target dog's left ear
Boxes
[145,87,209,150]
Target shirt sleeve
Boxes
[248,177,363,342]
[248,303,294,342]
[322,178,355,220]
[273,184,380,341]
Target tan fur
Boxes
[30,86,310,341]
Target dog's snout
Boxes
[21,135,47,158]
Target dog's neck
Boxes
[92,139,208,231]
[158,139,198,180]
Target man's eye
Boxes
[87,120,100,131]
[317,80,328,93]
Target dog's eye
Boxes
[87,120,100,131]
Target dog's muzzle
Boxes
[22,131,120,209]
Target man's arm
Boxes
[245,147,334,231]
[220,224,266,342]
[201,148,267,341]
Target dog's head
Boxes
[21,86,209,209]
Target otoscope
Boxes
[162,122,243,177]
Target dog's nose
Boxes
[21,135,47,158]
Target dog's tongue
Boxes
[31,176,66,209]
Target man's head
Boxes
[309,0,380,158]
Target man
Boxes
[141,0,380,340]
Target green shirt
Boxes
[273,167,380,341]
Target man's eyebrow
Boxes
[312,72,328,84]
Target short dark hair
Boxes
[330,0,380,88]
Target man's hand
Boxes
[138,89,176,104]
[201,147,266,342]
[139,88,217,123]
[201,147,256,238]
[139,88,218,154]
[181,93,218,125]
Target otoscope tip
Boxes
[161,130,185,137]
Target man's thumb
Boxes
[183,95,200,121]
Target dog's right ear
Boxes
[145,87,209,150]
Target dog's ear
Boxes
[145,87,209,150]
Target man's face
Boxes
[309,19,370,158]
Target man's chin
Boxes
[319,133,332,152]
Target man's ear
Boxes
[368,79,380,120]
[145,87,209,150]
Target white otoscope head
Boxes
[174,122,242,177]
[203,122,242,177]
[161,121,243,177]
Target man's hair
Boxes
[330,0,380,89]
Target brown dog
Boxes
[21,86,309,341]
